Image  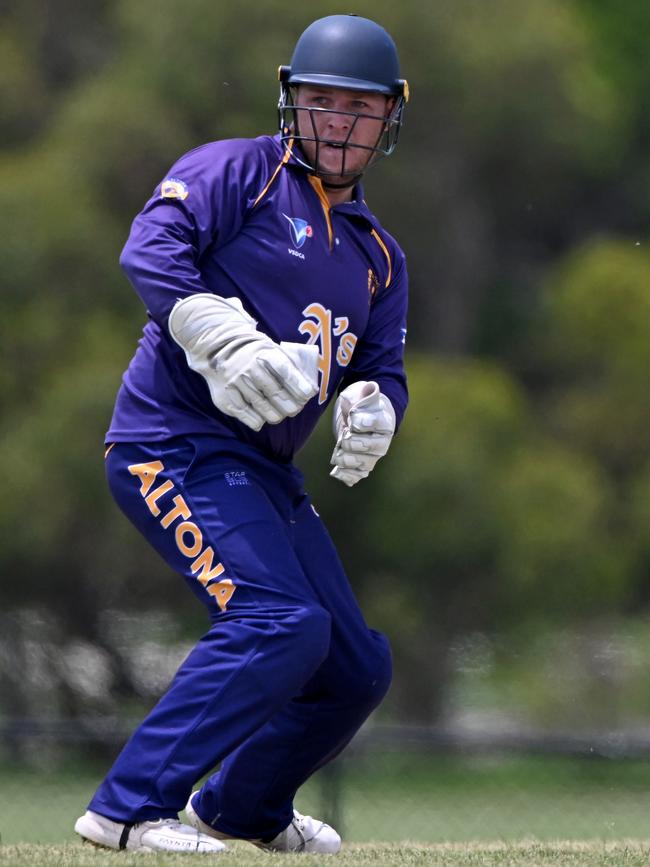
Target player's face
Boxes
[294,85,393,182]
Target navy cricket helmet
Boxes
[278,15,409,183]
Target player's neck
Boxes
[324,185,355,206]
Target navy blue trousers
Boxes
[88,435,392,840]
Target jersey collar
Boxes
[274,133,373,218]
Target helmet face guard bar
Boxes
[278,77,408,180]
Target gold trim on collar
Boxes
[308,176,334,250]
[253,140,294,208]
[370,228,392,288]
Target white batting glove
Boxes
[330,381,396,487]
[168,293,319,431]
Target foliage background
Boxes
[1,0,649,759]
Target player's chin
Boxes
[317,148,369,181]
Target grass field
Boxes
[3,841,650,867]
[3,752,650,855]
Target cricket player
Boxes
[75,13,409,854]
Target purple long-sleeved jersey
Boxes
[107,133,408,461]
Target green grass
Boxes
[338,753,650,841]
[4,753,650,846]
[3,841,650,867]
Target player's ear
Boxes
[382,97,397,131]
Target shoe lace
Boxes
[290,812,307,850]
[139,818,183,831]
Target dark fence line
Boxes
[3,718,650,759]
[348,723,650,760]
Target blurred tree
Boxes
[537,238,650,613]
[541,239,650,474]
[0,0,117,146]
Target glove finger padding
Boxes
[254,344,319,417]
[348,408,395,435]
[337,432,392,457]
[231,344,318,423]
[234,373,285,424]
[237,355,303,419]
[330,447,377,471]
[330,380,396,486]
[277,342,320,402]
[330,465,370,487]
[220,383,268,431]
[333,382,395,438]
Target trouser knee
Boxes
[362,629,393,707]
[339,629,393,710]
[288,604,332,675]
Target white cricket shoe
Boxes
[185,792,341,854]
[74,809,227,853]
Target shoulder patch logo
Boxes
[367,269,380,304]
[161,178,189,200]
[283,213,313,249]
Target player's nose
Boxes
[325,112,351,136]
[327,116,352,143]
